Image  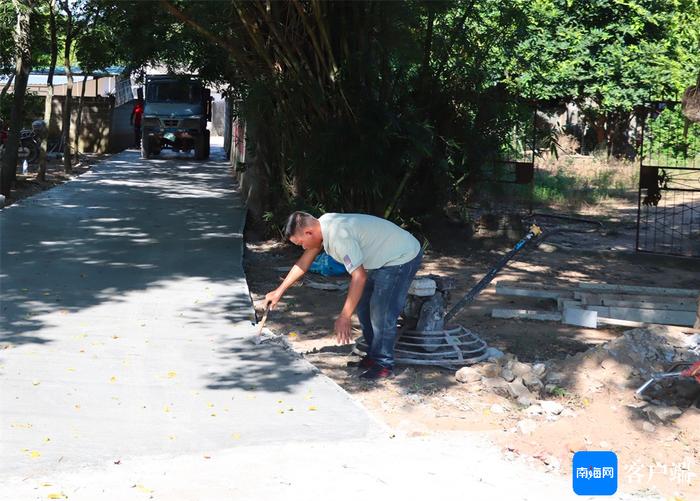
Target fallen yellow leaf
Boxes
[47,494,66,499]
[308,406,317,411]
[133,484,153,494]
[231,433,241,440]
[10,423,33,429]
[167,371,177,379]
[32,380,41,386]
[67,368,76,372]
[164,405,170,413]
[110,376,117,383]
[29,450,41,458]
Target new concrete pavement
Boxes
[0,144,655,500]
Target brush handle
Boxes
[257,303,270,336]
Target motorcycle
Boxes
[0,122,41,164]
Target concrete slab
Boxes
[578,283,699,298]
[585,305,695,327]
[491,308,562,321]
[0,433,651,501]
[575,292,697,311]
[0,147,381,479]
[562,307,598,328]
[495,283,572,300]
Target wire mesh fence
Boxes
[636,101,700,257]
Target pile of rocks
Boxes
[453,325,699,427]
[454,353,577,436]
[455,354,554,406]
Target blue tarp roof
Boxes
[31,66,126,77]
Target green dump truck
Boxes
[141,75,212,160]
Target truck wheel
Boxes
[203,130,210,159]
[141,133,151,159]
[194,135,205,160]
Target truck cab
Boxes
[141,75,212,160]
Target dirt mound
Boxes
[550,326,700,407]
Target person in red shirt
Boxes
[130,99,144,148]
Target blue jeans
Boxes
[356,250,422,369]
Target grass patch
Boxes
[528,155,639,208]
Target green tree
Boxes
[0,2,17,96]
[1,0,34,198]
[505,0,700,156]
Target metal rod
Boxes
[444,225,541,323]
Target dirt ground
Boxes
[245,207,700,500]
[2,155,97,207]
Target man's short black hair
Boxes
[284,211,316,240]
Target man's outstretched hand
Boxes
[334,314,352,344]
[264,289,283,310]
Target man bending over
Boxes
[265,212,423,380]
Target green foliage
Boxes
[644,103,700,161]
[548,386,568,397]
[507,0,700,109]
[0,1,14,74]
[3,0,697,222]
[0,91,44,127]
[500,0,700,159]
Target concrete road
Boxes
[0,145,657,500]
[0,146,379,476]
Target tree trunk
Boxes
[608,111,632,159]
[0,74,14,99]
[38,92,53,182]
[593,114,606,151]
[38,0,58,182]
[61,1,74,173]
[1,0,33,198]
[73,74,88,156]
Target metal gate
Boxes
[636,101,700,257]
